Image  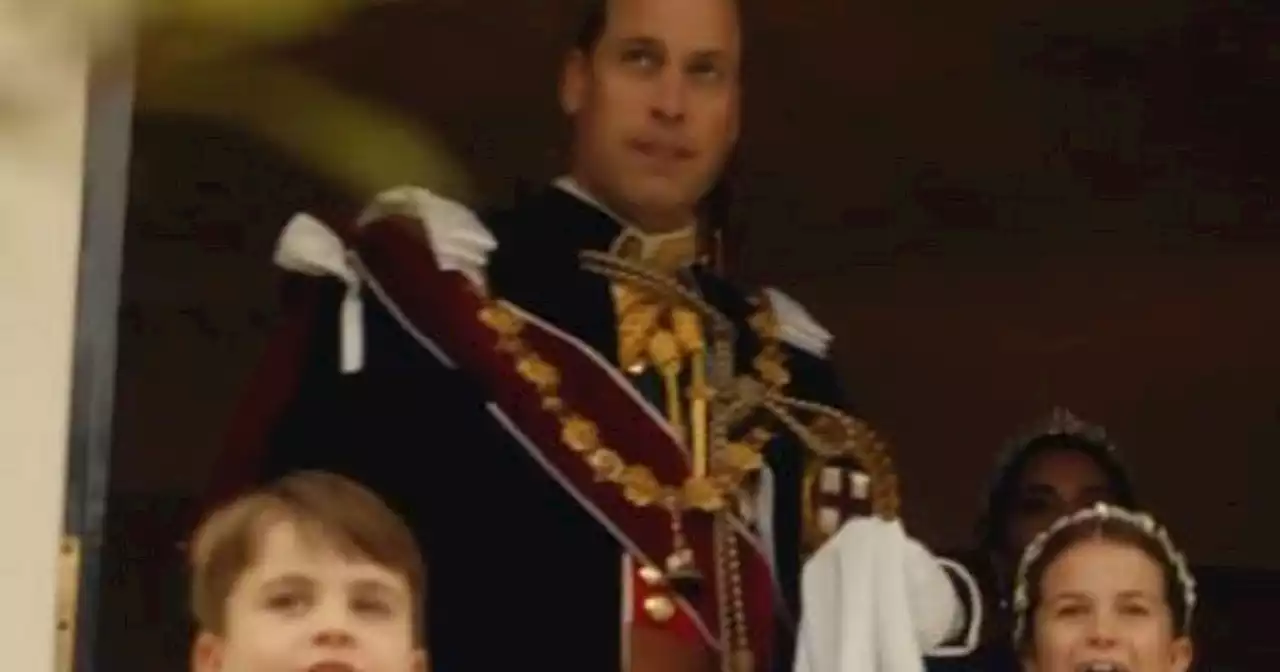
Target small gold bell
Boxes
[642,595,676,623]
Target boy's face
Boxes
[193,520,426,672]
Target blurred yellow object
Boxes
[0,0,474,202]
[142,56,473,201]
[134,0,367,76]
[133,0,474,202]
[138,0,359,43]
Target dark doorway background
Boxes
[100,1,1279,670]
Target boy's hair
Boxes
[188,470,426,642]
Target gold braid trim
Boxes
[770,398,900,520]
[582,251,901,522]
[478,249,900,525]
[473,253,895,672]
[477,298,768,514]
[745,295,902,523]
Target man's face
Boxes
[561,0,741,227]
[192,521,426,672]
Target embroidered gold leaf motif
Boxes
[671,308,704,352]
[516,355,559,390]
[588,449,625,481]
[616,292,662,370]
[682,477,726,511]
[474,282,801,540]
[620,466,662,506]
[561,415,599,453]
[478,305,522,335]
[647,329,680,368]
[720,441,764,473]
[753,354,790,388]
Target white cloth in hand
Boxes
[794,517,980,672]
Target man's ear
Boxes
[191,631,225,672]
[726,83,742,148]
[411,647,430,672]
[560,49,588,116]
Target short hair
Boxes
[1014,505,1195,651]
[574,0,608,53]
[188,471,426,642]
[573,0,743,54]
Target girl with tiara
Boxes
[1013,502,1196,672]
[931,408,1139,671]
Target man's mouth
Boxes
[307,662,356,672]
[629,139,694,162]
[1077,662,1129,672]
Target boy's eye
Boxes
[352,596,392,616]
[265,591,309,613]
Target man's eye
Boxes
[622,48,659,68]
[688,62,723,81]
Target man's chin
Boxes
[619,182,699,221]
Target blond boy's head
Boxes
[189,470,427,672]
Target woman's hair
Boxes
[1012,503,1196,651]
[979,430,1137,553]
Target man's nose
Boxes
[650,67,688,123]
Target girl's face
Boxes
[1023,539,1191,672]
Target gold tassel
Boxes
[691,350,709,478]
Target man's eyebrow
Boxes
[687,48,730,63]
[691,45,730,58]
[614,35,663,48]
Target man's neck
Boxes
[554,176,700,271]
[557,174,695,235]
